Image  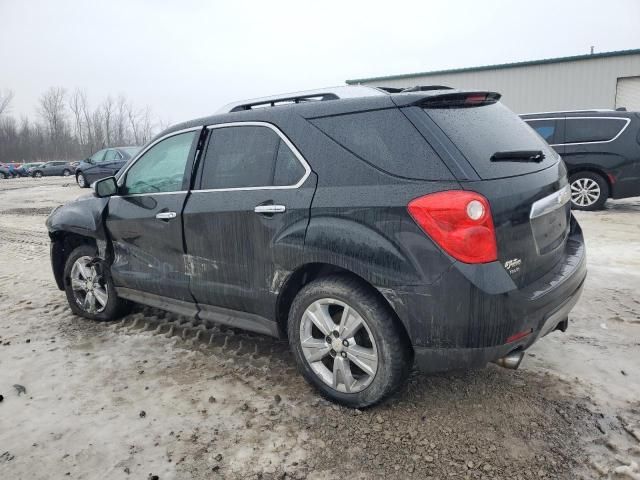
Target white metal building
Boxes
[346,49,640,114]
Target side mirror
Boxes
[94,176,118,198]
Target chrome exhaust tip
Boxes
[493,350,524,370]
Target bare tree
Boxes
[102,96,114,146]
[0,89,14,116]
[114,94,128,145]
[38,87,67,159]
[68,88,87,147]
[0,86,159,163]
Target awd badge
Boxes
[504,258,522,275]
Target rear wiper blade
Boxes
[490,150,545,163]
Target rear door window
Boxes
[564,118,628,144]
[426,102,558,180]
[200,125,306,189]
[310,109,452,180]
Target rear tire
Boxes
[0,172,6,179]
[288,275,412,408]
[76,172,88,188]
[63,245,130,321]
[62,169,71,176]
[569,171,609,211]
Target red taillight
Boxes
[465,94,488,105]
[407,190,498,264]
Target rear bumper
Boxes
[413,273,584,372]
[382,216,587,373]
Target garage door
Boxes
[616,76,640,111]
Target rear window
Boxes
[564,118,627,144]
[310,109,452,180]
[426,102,558,180]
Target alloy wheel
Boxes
[70,256,109,314]
[299,298,378,393]
[570,177,600,207]
[63,170,71,176]
[77,174,85,187]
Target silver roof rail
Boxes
[520,108,616,116]
[216,86,387,114]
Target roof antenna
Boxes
[590,46,594,54]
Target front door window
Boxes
[122,131,197,195]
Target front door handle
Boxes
[155,211,177,220]
[254,204,286,214]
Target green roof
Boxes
[346,48,640,84]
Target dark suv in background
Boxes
[75,147,140,188]
[521,110,640,210]
[47,86,586,407]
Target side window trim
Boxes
[193,121,311,192]
[114,126,202,197]
[529,116,630,146]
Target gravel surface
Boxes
[0,177,639,479]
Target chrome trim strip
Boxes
[530,184,571,219]
[190,121,312,193]
[520,108,614,116]
[524,117,631,146]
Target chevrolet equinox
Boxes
[47,86,587,407]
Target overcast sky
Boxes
[2,0,639,125]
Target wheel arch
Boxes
[50,231,98,290]
[568,167,612,198]
[275,262,412,346]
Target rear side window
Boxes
[564,118,627,144]
[427,102,558,180]
[525,119,558,144]
[201,125,305,189]
[310,109,451,180]
[274,140,305,186]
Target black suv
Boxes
[46,87,586,407]
[521,110,640,210]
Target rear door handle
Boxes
[254,204,286,214]
[155,211,177,220]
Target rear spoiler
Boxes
[391,91,502,109]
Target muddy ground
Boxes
[0,177,639,480]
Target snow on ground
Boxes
[0,177,639,479]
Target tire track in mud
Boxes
[110,306,295,374]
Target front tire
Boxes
[62,169,71,176]
[33,171,43,178]
[569,172,609,211]
[63,245,129,321]
[76,172,88,188]
[288,276,412,408]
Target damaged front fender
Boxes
[46,195,111,290]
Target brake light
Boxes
[465,94,488,105]
[407,191,498,264]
